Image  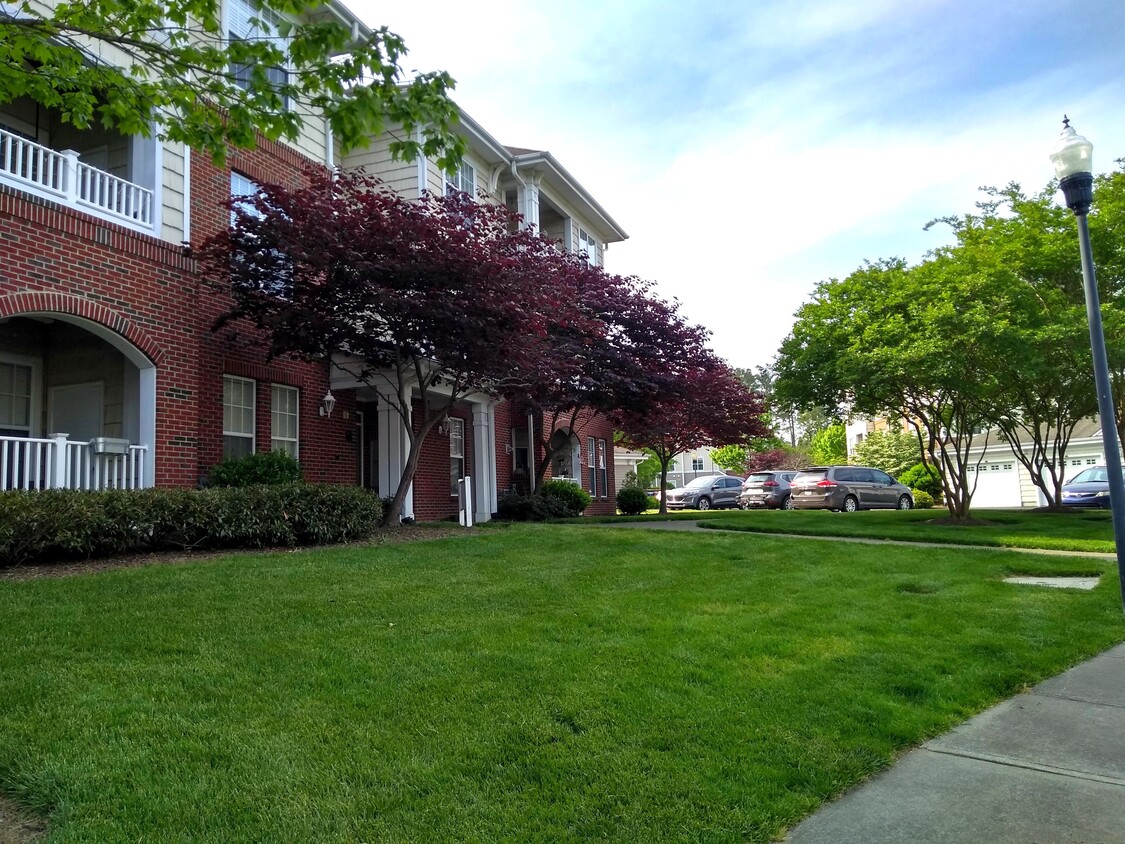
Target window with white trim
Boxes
[587,436,597,496]
[597,439,607,497]
[692,457,705,472]
[449,417,465,496]
[228,0,289,102]
[230,171,263,224]
[577,227,598,266]
[0,361,33,436]
[223,375,256,458]
[445,161,475,195]
[271,384,298,458]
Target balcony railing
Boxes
[0,125,154,230]
[0,434,149,491]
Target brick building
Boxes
[0,1,625,519]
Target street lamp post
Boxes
[1049,116,1125,611]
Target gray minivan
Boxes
[790,466,913,512]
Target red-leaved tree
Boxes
[616,362,769,514]
[200,169,596,524]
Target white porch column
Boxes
[377,388,414,519]
[472,403,497,521]
[138,365,157,487]
[520,173,542,231]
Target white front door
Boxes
[49,382,103,442]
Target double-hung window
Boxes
[596,439,607,498]
[223,375,256,458]
[577,227,598,266]
[0,361,33,437]
[449,418,465,496]
[271,384,298,458]
[445,161,475,196]
[692,457,705,472]
[587,436,597,496]
[228,0,289,103]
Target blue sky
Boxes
[352,0,1125,369]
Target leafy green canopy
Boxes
[0,0,464,166]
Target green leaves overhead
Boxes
[0,0,465,166]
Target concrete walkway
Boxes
[592,520,1125,842]
[785,644,1125,844]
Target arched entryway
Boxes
[549,428,582,483]
[0,310,157,489]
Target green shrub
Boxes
[616,486,650,515]
[496,491,574,522]
[911,489,935,509]
[0,486,382,567]
[540,479,593,517]
[208,451,303,487]
[899,462,942,498]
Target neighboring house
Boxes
[845,416,913,456]
[613,447,647,494]
[0,2,626,519]
[665,447,726,488]
[846,415,1105,508]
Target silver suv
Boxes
[791,466,913,512]
[665,475,743,510]
[739,471,797,509]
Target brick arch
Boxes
[0,292,164,365]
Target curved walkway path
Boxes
[588,519,1125,842]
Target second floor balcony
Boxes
[0,96,158,234]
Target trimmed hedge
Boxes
[496,492,571,522]
[540,479,592,517]
[208,451,303,487]
[616,486,650,516]
[0,485,383,567]
[910,489,935,509]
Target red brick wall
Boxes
[409,400,472,522]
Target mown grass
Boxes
[0,526,1121,842]
[684,508,1117,553]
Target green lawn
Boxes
[0,526,1122,842]
[682,508,1117,553]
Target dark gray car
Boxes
[739,471,797,509]
[665,475,743,510]
[1061,466,1111,508]
[791,466,913,512]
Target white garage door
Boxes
[969,461,1022,508]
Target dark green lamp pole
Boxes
[1050,117,1125,611]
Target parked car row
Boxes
[663,465,915,512]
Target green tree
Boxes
[0,0,464,166]
[807,423,847,465]
[709,444,749,474]
[851,429,924,479]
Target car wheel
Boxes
[783,495,794,511]
[842,496,858,513]
[697,497,712,511]
[897,495,913,510]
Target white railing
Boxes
[0,125,154,229]
[0,434,149,491]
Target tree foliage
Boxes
[201,169,596,523]
[616,366,768,514]
[806,423,847,466]
[851,428,924,479]
[709,444,749,475]
[0,0,464,166]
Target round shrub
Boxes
[540,479,592,517]
[910,489,935,509]
[898,462,942,498]
[616,486,650,515]
[208,451,303,487]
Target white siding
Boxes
[160,142,186,243]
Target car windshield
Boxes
[1071,467,1109,484]
[684,476,719,490]
[746,473,774,483]
[794,470,828,483]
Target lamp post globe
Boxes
[1050,117,1125,612]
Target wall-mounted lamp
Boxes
[437,414,452,435]
[319,391,336,418]
[504,443,513,454]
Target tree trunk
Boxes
[658,459,671,515]
[381,417,439,527]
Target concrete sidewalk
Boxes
[784,643,1125,843]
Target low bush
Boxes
[496,492,572,522]
[616,486,650,516]
[911,489,935,509]
[0,485,382,567]
[899,462,942,498]
[540,479,593,517]
[208,451,303,487]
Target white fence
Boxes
[0,125,154,229]
[0,434,148,491]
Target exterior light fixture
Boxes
[1049,117,1125,612]
[319,391,336,418]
